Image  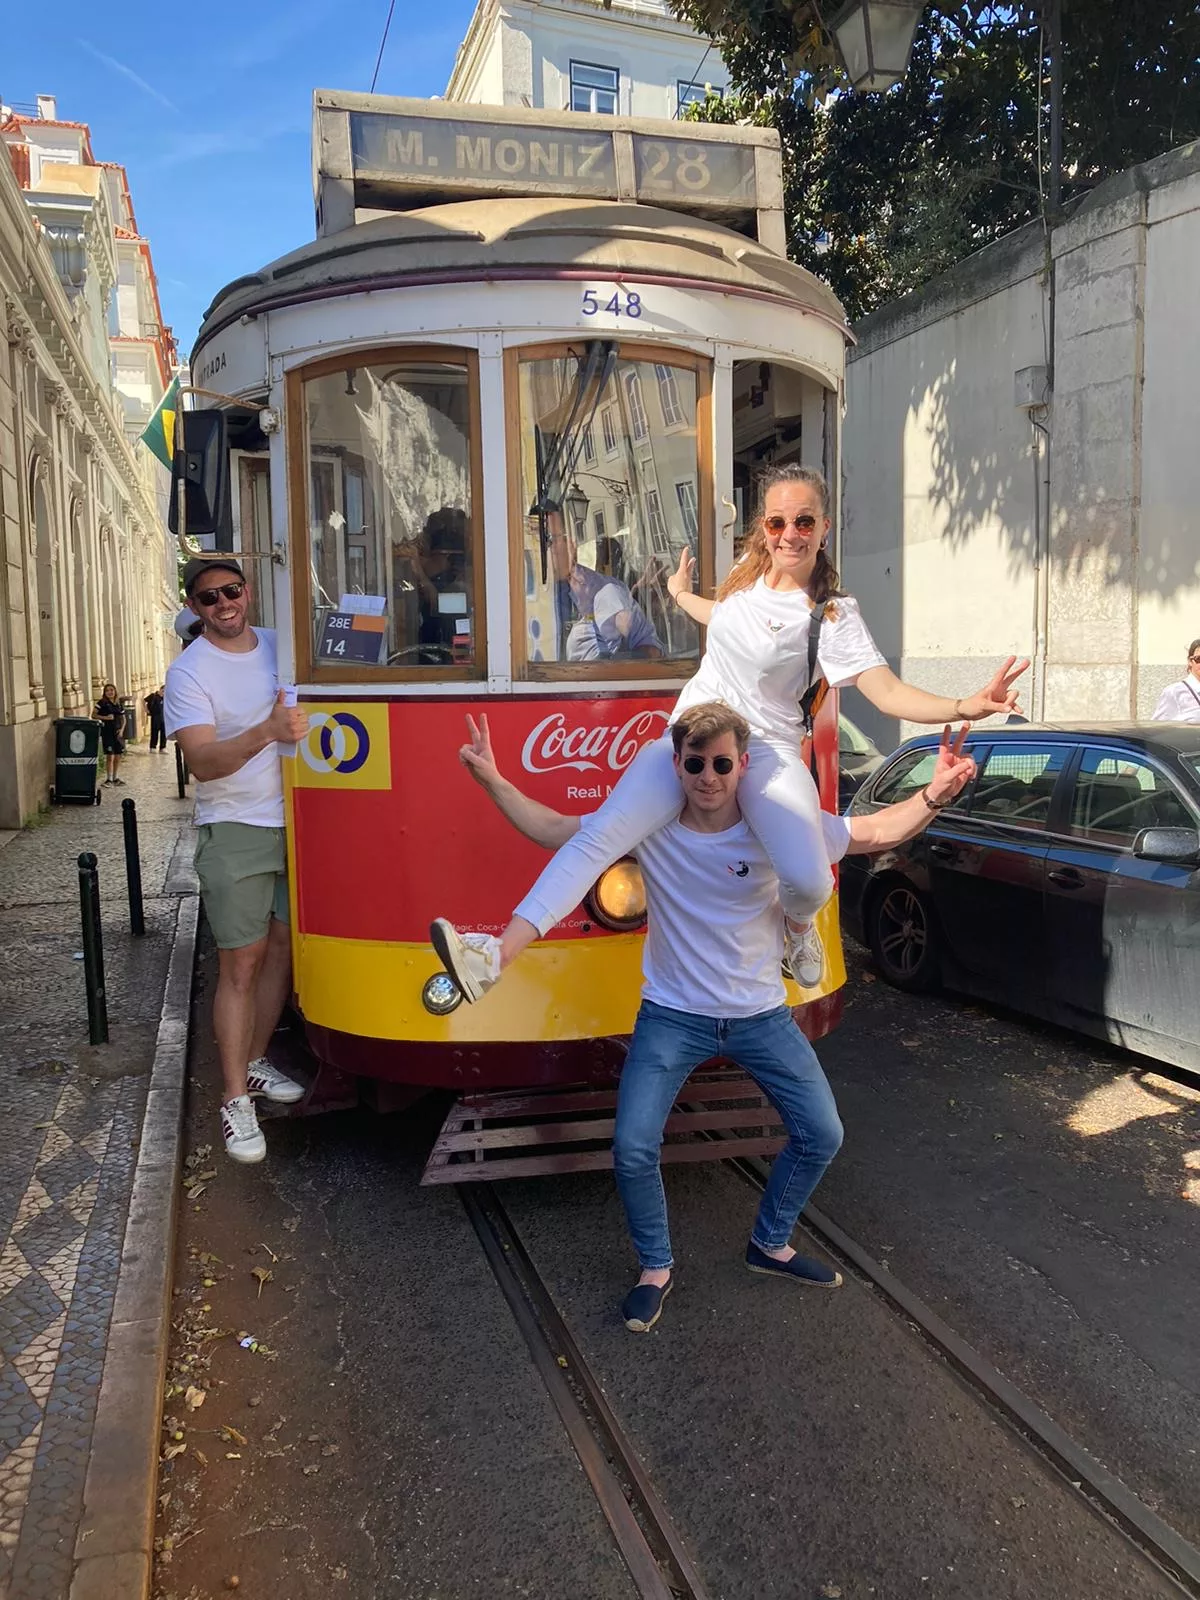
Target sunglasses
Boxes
[682,754,736,775]
[764,513,820,534]
[193,581,245,607]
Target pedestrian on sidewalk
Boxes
[444,702,976,1332]
[94,682,126,787]
[165,557,309,1164]
[145,685,168,750]
[1151,639,1200,723]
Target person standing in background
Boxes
[1152,640,1200,723]
[94,682,126,786]
[145,685,167,751]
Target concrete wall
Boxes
[842,140,1200,748]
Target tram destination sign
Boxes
[351,112,618,195]
[345,109,763,213]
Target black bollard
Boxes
[121,797,146,937]
[77,852,108,1045]
[174,740,189,800]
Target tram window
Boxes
[516,350,704,674]
[303,358,478,675]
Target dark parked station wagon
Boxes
[841,723,1200,1074]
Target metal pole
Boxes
[1046,0,1063,218]
[175,740,188,799]
[121,797,146,937]
[77,852,108,1045]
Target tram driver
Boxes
[440,702,976,1333]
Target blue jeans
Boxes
[612,999,844,1270]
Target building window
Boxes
[580,424,596,464]
[645,488,669,552]
[570,61,619,115]
[656,364,685,428]
[593,509,607,542]
[675,479,698,541]
[601,406,618,455]
[677,81,723,111]
[624,371,648,442]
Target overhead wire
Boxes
[370,0,398,93]
[675,42,714,116]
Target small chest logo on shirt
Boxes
[727,860,751,878]
[765,618,785,634]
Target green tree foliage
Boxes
[673,2,1200,319]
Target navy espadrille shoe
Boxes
[745,1240,841,1288]
[621,1277,673,1332]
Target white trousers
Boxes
[513,732,833,936]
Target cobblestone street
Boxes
[0,747,196,1600]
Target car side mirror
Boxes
[1132,826,1200,866]
[169,409,230,538]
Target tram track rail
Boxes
[721,1150,1200,1600]
[461,1184,712,1600]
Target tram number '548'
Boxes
[582,289,643,318]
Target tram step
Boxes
[420,1067,785,1184]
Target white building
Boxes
[446,0,727,120]
[0,97,179,826]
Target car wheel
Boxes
[867,880,940,992]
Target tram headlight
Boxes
[422,972,463,1016]
[585,858,647,932]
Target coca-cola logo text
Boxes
[521,710,669,775]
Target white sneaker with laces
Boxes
[221,1095,266,1163]
[246,1056,305,1104]
[430,919,502,1004]
[783,919,825,990]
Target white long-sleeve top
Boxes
[1151,677,1200,723]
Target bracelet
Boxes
[952,699,966,721]
[921,785,951,811]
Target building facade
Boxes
[841,142,1200,747]
[446,0,727,120]
[0,98,178,828]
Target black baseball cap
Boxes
[183,557,246,595]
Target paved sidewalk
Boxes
[0,748,196,1600]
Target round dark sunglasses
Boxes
[193,581,246,607]
[764,513,819,533]
[682,754,735,775]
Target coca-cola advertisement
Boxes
[292,694,675,944]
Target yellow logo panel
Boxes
[289,703,392,790]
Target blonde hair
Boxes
[715,465,842,606]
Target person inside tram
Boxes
[544,507,663,663]
[432,463,1028,1004]
[395,506,469,663]
[452,702,976,1330]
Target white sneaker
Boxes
[221,1095,266,1163]
[430,919,502,1004]
[783,919,824,989]
[246,1056,305,1104]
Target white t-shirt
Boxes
[1152,679,1200,724]
[635,810,852,1018]
[673,581,886,745]
[164,629,285,827]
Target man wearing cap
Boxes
[165,559,309,1162]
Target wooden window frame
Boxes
[505,340,713,685]
[287,345,486,685]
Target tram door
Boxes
[731,360,836,554]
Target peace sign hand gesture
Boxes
[459,713,502,791]
[957,656,1030,721]
[926,724,976,806]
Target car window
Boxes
[870,747,968,808]
[1069,749,1195,845]
[838,716,875,758]
[968,744,1065,828]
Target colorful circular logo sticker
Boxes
[300,711,370,775]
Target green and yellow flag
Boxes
[140,376,179,469]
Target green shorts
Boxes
[193,823,289,950]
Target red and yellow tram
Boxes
[178,91,852,1104]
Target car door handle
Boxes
[1048,867,1085,889]
[928,841,955,860]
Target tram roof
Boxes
[194,197,850,353]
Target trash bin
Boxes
[52,717,102,805]
[121,696,137,742]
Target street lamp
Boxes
[564,481,590,528]
[824,0,925,92]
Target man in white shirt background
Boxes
[165,558,309,1163]
[444,700,976,1333]
[1152,639,1200,723]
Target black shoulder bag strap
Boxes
[798,601,828,781]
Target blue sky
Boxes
[6,0,479,355]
